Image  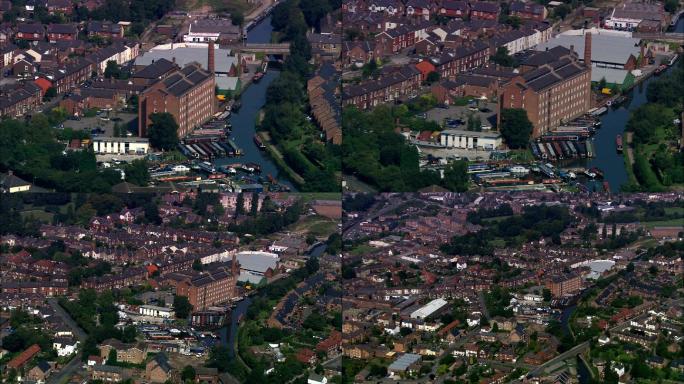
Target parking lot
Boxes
[425,101,498,130]
[63,111,138,137]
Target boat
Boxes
[254,134,266,149]
[655,64,667,75]
[616,134,623,152]
[612,96,627,107]
[232,101,242,112]
[668,54,678,66]
[252,72,264,82]
[589,167,604,179]
[584,169,597,178]
[590,107,608,116]
[606,100,612,107]
[603,181,611,193]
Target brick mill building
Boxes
[137,43,217,139]
[175,260,239,310]
[498,33,592,137]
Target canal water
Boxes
[579,19,682,192]
[213,15,296,191]
[220,243,327,357]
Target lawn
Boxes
[642,218,684,228]
[297,192,342,203]
[289,215,338,237]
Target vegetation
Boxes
[624,60,684,191]
[442,204,574,255]
[259,0,340,192]
[343,106,470,191]
[490,46,517,67]
[500,108,533,149]
[147,112,179,151]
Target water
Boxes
[220,297,252,357]
[246,15,273,43]
[213,15,295,191]
[214,70,295,190]
[576,57,678,192]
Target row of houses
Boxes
[14,20,125,42]
[344,0,547,22]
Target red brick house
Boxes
[470,1,499,20]
[16,23,45,41]
[296,348,317,364]
[415,59,436,81]
[509,1,547,21]
[433,41,489,79]
[440,0,469,18]
[47,0,73,14]
[47,24,78,42]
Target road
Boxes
[47,298,88,384]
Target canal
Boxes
[220,243,327,357]
[579,18,683,192]
[213,15,296,191]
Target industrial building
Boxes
[138,305,174,318]
[137,49,216,139]
[499,35,592,137]
[410,298,448,320]
[175,264,238,310]
[440,129,502,150]
[235,251,279,283]
[388,353,422,376]
[92,137,150,155]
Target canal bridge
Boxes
[525,341,591,378]
[633,32,684,44]
[232,43,291,56]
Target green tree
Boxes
[44,87,57,101]
[443,160,469,192]
[500,108,533,149]
[250,192,259,216]
[235,193,245,216]
[104,60,121,79]
[181,365,196,381]
[147,112,179,151]
[426,71,440,84]
[231,11,244,26]
[173,295,193,319]
[490,46,516,67]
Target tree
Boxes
[104,60,121,79]
[192,258,203,271]
[250,192,259,216]
[664,0,678,13]
[144,202,162,225]
[44,87,57,101]
[500,109,533,149]
[173,295,192,319]
[181,365,196,381]
[443,160,469,192]
[235,193,245,216]
[426,71,440,84]
[123,159,149,186]
[542,288,552,301]
[231,11,244,26]
[147,113,179,151]
[490,46,516,67]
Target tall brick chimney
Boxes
[584,32,592,68]
[208,40,215,73]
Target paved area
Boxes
[425,101,498,129]
[46,298,87,384]
[418,145,499,162]
[63,112,137,137]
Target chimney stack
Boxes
[584,32,592,68]
[208,40,215,73]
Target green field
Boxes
[642,218,684,228]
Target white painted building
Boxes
[440,129,502,150]
[53,338,79,357]
[92,137,149,155]
[410,298,448,320]
[139,305,174,318]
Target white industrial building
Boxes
[410,298,448,320]
[139,305,174,318]
[440,129,502,150]
[236,251,279,284]
[92,137,149,155]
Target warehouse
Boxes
[440,129,502,150]
[410,298,448,320]
[92,137,149,155]
[535,29,641,71]
[236,251,280,283]
[139,305,174,319]
[388,353,422,376]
